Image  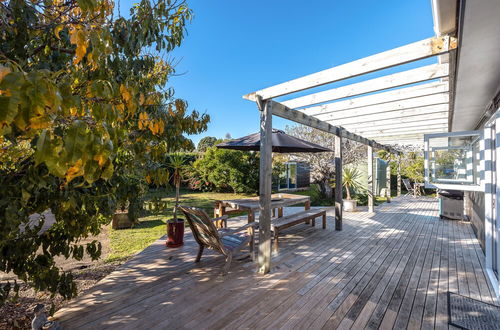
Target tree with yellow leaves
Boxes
[0,0,209,303]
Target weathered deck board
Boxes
[54,197,498,329]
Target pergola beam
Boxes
[282,63,449,109]
[300,82,449,116]
[367,145,374,212]
[243,36,456,101]
[258,98,273,274]
[397,155,402,197]
[269,100,400,154]
[334,135,342,230]
[310,93,449,121]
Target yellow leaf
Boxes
[29,115,51,130]
[66,159,84,183]
[144,95,155,105]
[75,43,87,64]
[0,89,11,97]
[139,93,145,105]
[93,153,107,167]
[120,84,132,102]
[70,29,88,64]
[69,28,78,45]
[158,119,164,134]
[146,174,152,184]
[0,65,11,83]
[148,120,155,134]
[54,25,64,39]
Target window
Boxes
[424,131,483,191]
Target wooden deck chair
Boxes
[402,178,415,196]
[179,206,257,274]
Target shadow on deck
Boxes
[54,197,497,329]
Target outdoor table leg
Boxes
[214,202,226,228]
[304,200,311,224]
[248,211,255,257]
[278,207,283,218]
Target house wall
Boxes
[465,191,485,251]
[349,158,387,196]
[296,162,310,189]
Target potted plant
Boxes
[166,154,187,248]
[112,200,133,229]
[112,175,147,229]
[342,167,363,212]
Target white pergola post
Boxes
[335,135,343,230]
[367,145,374,212]
[397,155,402,197]
[386,159,391,202]
[258,98,272,274]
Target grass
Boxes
[107,189,253,262]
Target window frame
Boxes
[424,130,484,192]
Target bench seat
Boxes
[271,208,327,250]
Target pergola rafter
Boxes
[281,63,449,109]
[244,34,458,274]
[316,103,449,126]
[300,81,449,116]
[309,92,449,121]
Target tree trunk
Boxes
[318,180,332,199]
[345,184,351,200]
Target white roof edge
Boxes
[431,0,458,36]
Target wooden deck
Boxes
[54,197,498,329]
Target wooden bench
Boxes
[271,209,327,251]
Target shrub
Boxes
[188,147,260,194]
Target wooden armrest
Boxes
[212,215,228,228]
[212,215,228,222]
[219,222,258,237]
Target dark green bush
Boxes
[188,147,260,194]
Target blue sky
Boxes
[122,0,435,146]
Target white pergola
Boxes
[244,36,457,273]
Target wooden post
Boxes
[334,135,343,230]
[258,98,273,274]
[386,159,391,203]
[367,145,374,213]
[397,155,401,197]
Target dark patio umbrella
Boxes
[216,129,331,153]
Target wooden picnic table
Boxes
[215,193,311,224]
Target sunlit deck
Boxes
[54,197,497,329]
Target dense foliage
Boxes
[188,147,260,193]
[197,136,218,152]
[0,0,209,303]
[378,150,424,182]
[285,125,366,199]
[342,167,364,200]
